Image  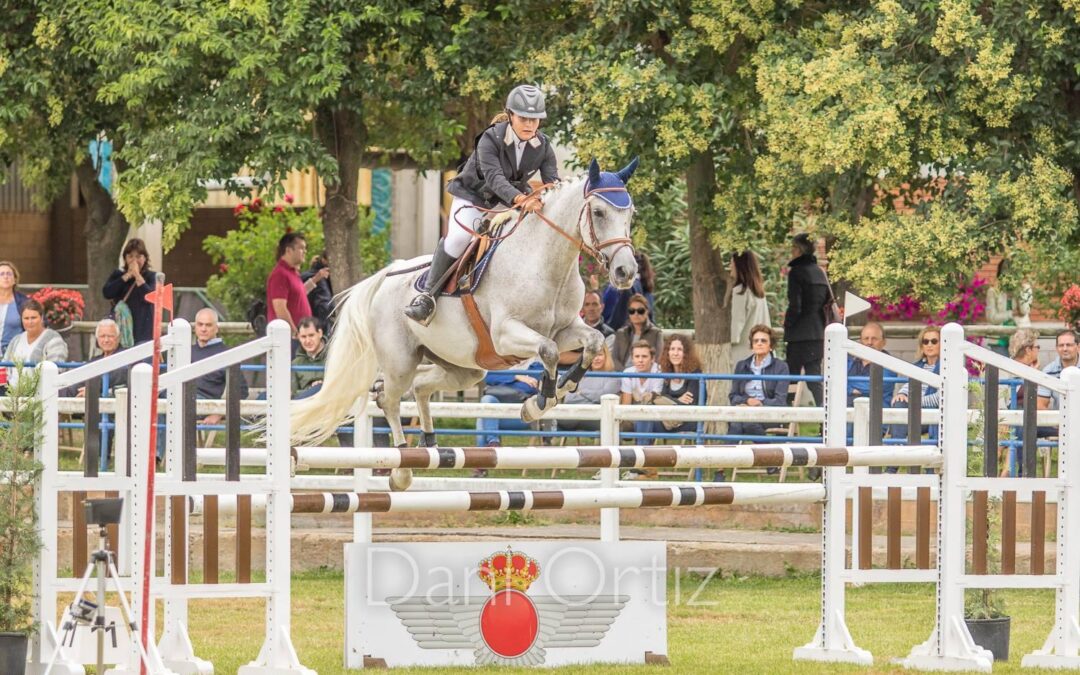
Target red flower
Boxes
[219,263,229,274]
[233,204,246,215]
[284,193,295,204]
[273,206,284,213]
[252,198,263,209]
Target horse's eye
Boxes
[592,208,604,218]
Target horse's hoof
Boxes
[520,396,553,423]
[389,468,413,492]
[556,381,579,399]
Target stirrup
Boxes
[404,293,436,325]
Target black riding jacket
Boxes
[447,121,559,209]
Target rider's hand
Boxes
[515,193,542,213]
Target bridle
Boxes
[454,182,634,266]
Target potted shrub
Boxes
[0,366,45,675]
[964,495,1010,661]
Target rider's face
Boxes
[509,113,540,141]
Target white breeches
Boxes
[444,197,486,258]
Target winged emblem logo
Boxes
[388,547,629,665]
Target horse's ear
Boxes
[615,156,640,184]
[588,158,601,186]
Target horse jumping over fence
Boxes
[290,159,640,490]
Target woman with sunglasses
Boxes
[890,326,942,447]
[728,325,791,439]
[611,293,663,368]
[893,326,941,409]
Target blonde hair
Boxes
[1009,328,1040,360]
[592,343,615,372]
[0,260,21,286]
[915,326,941,359]
[490,112,510,125]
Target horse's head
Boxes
[583,157,639,289]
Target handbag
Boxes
[651,394,686,431]
[110,280,137,348]
[821,270,843,326]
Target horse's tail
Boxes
[289,268,388,445]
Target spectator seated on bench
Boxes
[728,324,790,439]
[643,334,703,440]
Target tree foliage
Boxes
[203,201,325,320]
[751,0,1080,306]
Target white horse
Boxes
[290,158,640,490]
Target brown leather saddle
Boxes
[413,223,520,371]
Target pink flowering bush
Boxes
[933,277,987,324]
[867,294,922,321]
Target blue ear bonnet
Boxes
[585,172,633,209]
[585,157,639,209]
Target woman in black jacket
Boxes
[102,238,158,345]
[405,84,560,325]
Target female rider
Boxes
[404,84,560,325]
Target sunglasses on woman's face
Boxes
[922,338,939,346]
[628,307,647,315]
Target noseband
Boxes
[578,186,634,266]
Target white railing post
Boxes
[159,319,198,672]
[27,362,82,675]
[1023,365,1080,668]
[114,385,133,577]
[849,397,870,572]
[599,394,619,542]
[122,362,171,673]
[239,320,313,675]
[903,322,991,671]
[354,398,374,544]
[795,323,871,665]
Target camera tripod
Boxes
[44,522,154,675]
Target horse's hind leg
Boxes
[411,363,485,447]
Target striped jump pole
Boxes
[191,483,826,516]
[269,444,942,471]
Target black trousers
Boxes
[785,340,823,406]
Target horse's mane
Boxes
[545,173,588,202]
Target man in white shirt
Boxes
[620,341,664,478]
[1038,329,1078,410]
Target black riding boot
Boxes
[405,239,457,325]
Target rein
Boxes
[453,183,633,265]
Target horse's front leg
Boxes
[551,319,604,399]
[492,319,560,423]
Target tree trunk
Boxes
[685,151,731,423]
[317,106,367,290]
[76,159,129,321]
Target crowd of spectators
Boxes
[7,226,1078,482]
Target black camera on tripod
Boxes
[84,497,123,527]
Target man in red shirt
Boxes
[267,233,326,337]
